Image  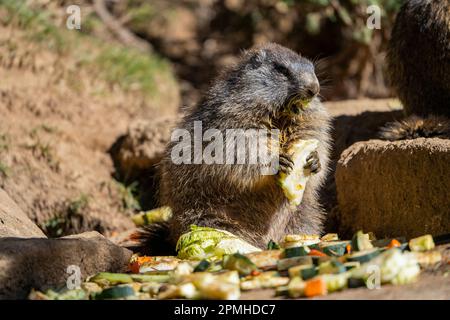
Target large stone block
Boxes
[0,231,132,299]
[335,138,450,238]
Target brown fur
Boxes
[380,115,450,141]
[382,0,450,140]
[139,43,331,253]
[386,0,450,117]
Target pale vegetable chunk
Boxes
[278,139,319,206]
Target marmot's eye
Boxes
[273,63,290,77]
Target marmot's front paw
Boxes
[279,153,294,175]
[304,151,321,174]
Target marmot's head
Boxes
[213,43,320,117]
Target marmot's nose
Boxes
[304,80,320,99]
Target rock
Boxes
[0,188,46,238]
[321,99,403,231]
[335,138,450,239]
[0,231,132,299]
[110,117,177,181]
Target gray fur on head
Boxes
[203,43,320,120]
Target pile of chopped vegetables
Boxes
[29,230,444,300]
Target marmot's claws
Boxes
[304,151,321,174]
[279,154,294,175]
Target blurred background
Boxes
[0,0,404,238]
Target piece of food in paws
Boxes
[278,139,319,206]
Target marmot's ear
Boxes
[247,50,266,69]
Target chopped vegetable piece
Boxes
[282,234,320,248]
[129,255,153,273]
[346,248,380,263]
[288,264,317,280]
[194,260,211,272]
[413,251,442,266]
[387,239,401,248]
[346,244,352,254]
[308,249,327,257]
[223,253,258,276]
[347,277,366,288]
[287,277,305,298]
[277,256,313,271]
[132,206,173,226]
[352,230,374,251]
[176,225,260,260]
[304,278,327,297]
[246,250,282,269]
[278,139,319,206]
[240,271,289,291]
[318,259,346,274]
[267,239,280,250]
[319,241,350,256]
[409,234,435,252]
[93,285,135,300]
[322,273,349,292]
[343,261,360,270]
[284,246,311,258]
[321,233,339,242]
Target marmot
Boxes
[381,0,450,140]
[139,43,331,254]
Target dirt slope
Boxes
[0,4,180,236]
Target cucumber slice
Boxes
[222,253,257,276]
[372,237,407,248]
[277,256,313,271]
[93,285,135,300]
[288,264,317,280]
[346,248,380,263]
[343,261,360,270]
[319,241,350,257]
[267,239,280,250]
[312,255,331,266]
[351,230,373,251]
[409,234,435,252]
[284,246,310,258]
[318,259,346,274]
[194,259,211,272]
[347,277,366,288]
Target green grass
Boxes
[0,0,176,98]
[117,181,142,211]
[41,194,90,237]
[0,161,9,177]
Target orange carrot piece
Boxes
[251,270,261,277]
[129,256,153,273]
[308,249,327,257]
[387,239,401,248]
[305,278,328,297]
[346,244,352,254]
